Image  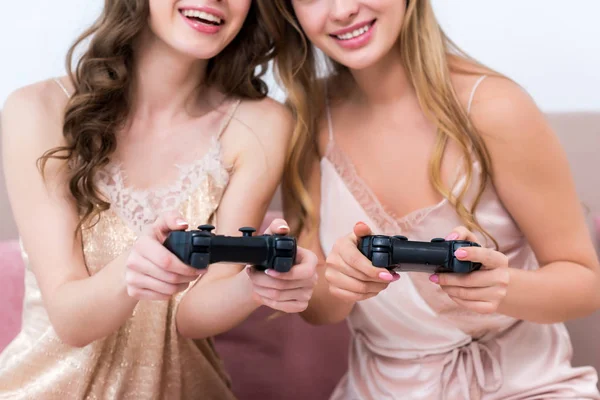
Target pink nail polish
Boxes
[392,273,401,282]
[378,272,394,281]
[455,249,468,258]
[445,232,459,240]
[265,269,280,277]
[429,274,439,283]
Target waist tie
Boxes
[441,340,503,400]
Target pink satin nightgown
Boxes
[319,76,600,399]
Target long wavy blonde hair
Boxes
[259,0,500,247]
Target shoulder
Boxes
[221,95,293,170]
[2,77,71,154]
[236,95,293,140]
[466,74,551,150]
[227,95,293,152]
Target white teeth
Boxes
[181,9,222,24]
[335,24,371,40]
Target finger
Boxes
[337,237,392,281]
[263,248,317,281]
[325,268,390,296]
[150,210,189,242]
[252,286,312,303]
[454,246,507,270]
[136,236,203,277]
[126,273,190,297]
[263,218,290,236]
[441,285,507,302]
[247,269,310,290]
[353,221,373,239]
[445,226,478,242]
[447,297,497,314]
[331,259,399,283]
[127,252,200,284]
[433,269,497,288]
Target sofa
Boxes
[1,112,599,398]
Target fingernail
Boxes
[278,225,289,232]
[356,221,367,227]
[378,271,394,281]
[455,249,468,258]
[392,273,401,282]
[429,274,439,284]
[176,219,188,226]
[445,232,459,240]
[265,269,280,277]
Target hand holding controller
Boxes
[163,224,297,272]
[358,235,482,274]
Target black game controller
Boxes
[358,235,482,274]
[164,224,297,273]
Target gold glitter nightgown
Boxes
[0,79,240,399]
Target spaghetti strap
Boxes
[325,97,334,145]
[216,99,241,140]
[53,78,71,99]
[467,75,487,115]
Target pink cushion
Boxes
[0,240,25,352]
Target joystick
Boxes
[163,224,297,272]
[358,235,482,273]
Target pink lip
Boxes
[179,6,225,35]
[330,20,376,50]
[330,20,375,36]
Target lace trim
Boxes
[325,143,451,234]
[96,136,230,234]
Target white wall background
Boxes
[0,0,598,112]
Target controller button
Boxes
[239,227,256,237]
[198,224,215,232]
[371,252,389,268]
[393,235,408,241]
[372,237,391,247]
[273,257,293,273]
[431,238,445,243]
[192,236,211,247]
[275,239,295,251]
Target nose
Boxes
[331,0,359,22]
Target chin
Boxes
[329,52,383,71]
[172,39,226,60]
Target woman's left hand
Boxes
[430,226,510,314]
[246,218,318,313]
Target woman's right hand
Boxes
[125,211,203,301]
[325,222,400,303]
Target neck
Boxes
[129,28,209,120]
[349,47,414,107]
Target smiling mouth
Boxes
[179,9,224,26]
[330,20,376,41]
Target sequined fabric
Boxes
[0,135,238,400]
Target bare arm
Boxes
[176,100,317,339]
[3,83,200,348]
[286,150,396,325]
[2,84,139,347]
[291,157,353,325]
[437,78,600,323]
